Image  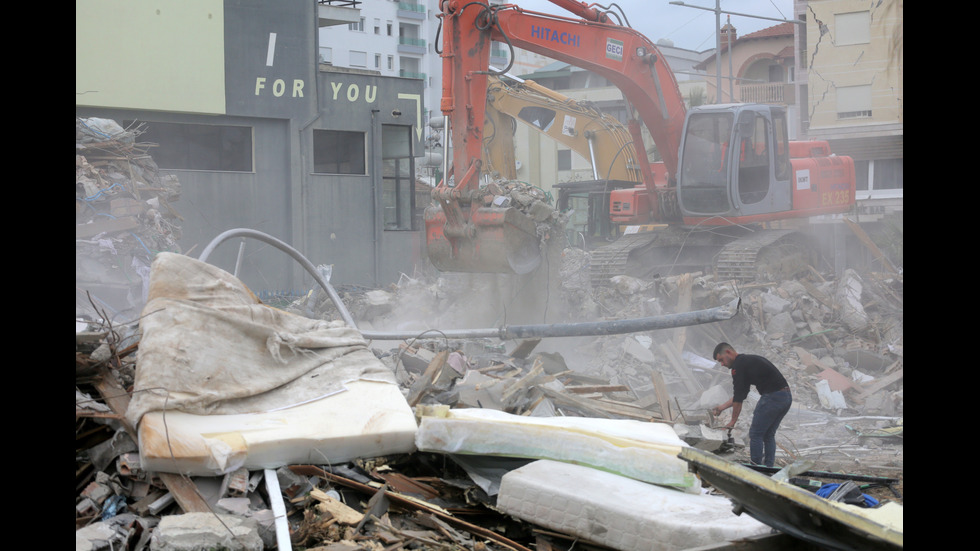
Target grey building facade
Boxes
[77,0,426,296]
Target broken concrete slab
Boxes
[415,405,699,492]
[843,348,893,373]
[496,459,771,551]
[150,512,263,551]
[673,424,728,452]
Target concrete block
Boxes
[150,513,263,551]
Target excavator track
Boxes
[589,233,659,286]
[590,227,816,286]
[714,229,813,282]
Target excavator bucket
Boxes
[424,205,542,275]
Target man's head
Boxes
[713,342,737,368]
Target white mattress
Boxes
[496,459,771,551]
[137,380,418,476]
[416,407,699,492]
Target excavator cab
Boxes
[676,104,793,220]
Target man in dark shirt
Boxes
[710,342,792,467]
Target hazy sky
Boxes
[508,0,795,52]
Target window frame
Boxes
[125,120,254,172]
[312,129,367,175]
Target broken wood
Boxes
[156,473,212,513]
[406,350,449,407]
[659,342,702,395]
[290,465,533,551]
[844,218,899,274]
[650,370,675,422]
[500,358,547,405]
[564,384,630,394]
[310,489,364,524]
[672,273,693,352]
[854,368,904,401]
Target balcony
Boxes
[399,70,426,80]
[398,36,426,55]
[317,0,361,28]
[739,83,794,105]
[397,2,426,20]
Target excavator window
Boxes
[678,111,733,214]
[736,111,770,205]
[772,110,792,181]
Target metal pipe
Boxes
[587,133,600,180]
[198,228,357,328]
[359,298,740,341]
[198,228,741,342]
[233,240,246,277]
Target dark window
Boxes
[313,130,366,174]
[128,121,253,172]
[382,125,415,230]
[873,159,903,190]
[557,149,571,171]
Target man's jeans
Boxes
[749,389,792,467]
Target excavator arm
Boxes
[484,74,642,183]
[427,0,687,274]
[440,0,686,187]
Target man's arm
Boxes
[712,399,733,416]
[726,401,742,429]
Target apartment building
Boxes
[795,0,903,209]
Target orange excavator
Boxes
[425,0,855,281]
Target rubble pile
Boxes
[76,255,903,550]
[361,255,903,471]
[76,177,902,551]
[76,117,182,322]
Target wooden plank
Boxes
[854,368,903,400]
[592,397,665,421]
[564,384,629,394]
[537,386,614,418]
[539,386,659,421]
[500,358,546,404]
[650,370,675,422]
[157,473,212,513]
[672,273,693,352]
[844,218,898,274]
[659,342,702,395]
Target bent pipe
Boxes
[198,228,358,328]
[198,228,740,341]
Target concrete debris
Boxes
[77,192,901,548]
[77,254,902,550]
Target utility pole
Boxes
[669,1,804,104]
